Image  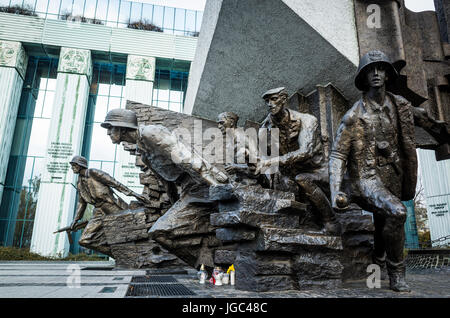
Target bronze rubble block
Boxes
[210,210,300,229]
[256,227,343,252]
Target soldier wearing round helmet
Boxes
[329,50,415,292]
[69,155,148,255]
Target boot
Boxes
[387,260,411,292]
[372,254,388,280]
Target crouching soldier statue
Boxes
[69,155,149,256]
[329,50,448,292]
[256,87,341,234]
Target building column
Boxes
[125,55,156,105]
[113,55,157,200]
[30,48,92,257]
[0,40,28,205]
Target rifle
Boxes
[53,220,88,245]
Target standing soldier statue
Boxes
[329,50,427,292]
[68,155,149,256]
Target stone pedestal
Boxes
[0,40,27,204]
[30,48,92,257]
[210,184,374,292]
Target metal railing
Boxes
[0,0,202,36]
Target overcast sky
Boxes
[134,0,436,12]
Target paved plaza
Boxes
[0,261,448,298]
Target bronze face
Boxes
[365,63,388,89]
[217,113,238,135]
[70,163,82,174]
[265,93,286,116]
[107,126,122,144]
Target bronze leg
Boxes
[295,172,341,235]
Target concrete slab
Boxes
[184,0,360,123]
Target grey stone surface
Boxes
[1,262,448,298]
[184,0,359,123]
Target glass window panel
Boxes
[95,0,108,21]
[163,6,174,30]
[46,13,58,19]
[100,161,114,177]
[27,118,50,157]
[108,97,122,109]
[174,30,184,36]
[141,3,152,22]
[89,125,116,161]
[152,5,163,28]
[0,0,11,7]
[94,96,108,122]
[46,78,56,91]
[157,89,169,101]
[71,0,84,17]
[109,84,122,97]
[170,78,182,91]
[35,0,48,13]
[185,10,195,31]
[32,157,46,181]
[120,98,126,108]
[22,157,35,187]
[22,0,37,11]
[106,21,117,27]
[20,220,34,247]
[34,91,45,117]
[174,8,185,31]
[12,220,24,247]
[196,11,203,32]
[47,0,60,14]
[112,68,125,86]
[83,0,96,19]
[156,101,168,110]
[129,1,141,22]
[88,160,101,169]
[42,91,54,118]
[39,77,48,90]
[117,22,127,28]
[98,83,110,96]
[168,102,181,113]
[118,0,130,23]
[59,0,73,16]
[9,0,23,7]
[107,0,119,22]
[170,91,182,103]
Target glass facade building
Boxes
[0,57,190,248]
[0,0,203,36]
[0,5,197,254]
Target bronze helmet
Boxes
[354,50,399,91]
[69,155,88,169]
[101,109,138,130]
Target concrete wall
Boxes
[184,0,360,124]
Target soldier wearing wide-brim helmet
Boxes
[329,49,417,292]
[69,155,88,169]
[354,50,399,91]
[100,108,138,130]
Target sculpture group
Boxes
[61,51,449,292]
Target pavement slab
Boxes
[0,262,448,298]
